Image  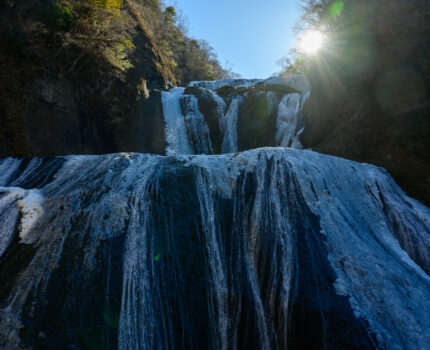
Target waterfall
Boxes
[209,91,227,120]
[0,149,429,349]
[161,88,193,155]
[276,93,304,148]
[182,95,214,154]
[273,77,311,149]
[0,190,22,256]
[118,157,163,350]
[220,96,243,153]
[161,88,213,155]
[161,77,311,155]
[0,76,429,350]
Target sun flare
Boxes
[298,30,325,54]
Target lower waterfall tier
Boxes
[0,148,429,349]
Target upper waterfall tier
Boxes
[188,75,311,93]
[0,149,429,349]
[160,76,310,155]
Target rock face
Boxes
[0,26,306,159]
[0,0,175,157]
[0,149,429,350]
[301,66,430,206]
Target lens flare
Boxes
[298,30,325,54]
[330,0,345,17]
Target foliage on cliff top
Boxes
[132,0,232,84]
[0,0,230,85]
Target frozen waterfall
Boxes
[0,149,429,349]
[161,77,311,155]
[0,76,429,350]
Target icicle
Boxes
[161,88,193,155]
[162,89,213,155]
[220,96,243,153]
[183,95,213,154]
[275,93,303,148]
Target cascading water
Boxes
[220,96,243,153]
[276,93,305,148]
[161,88,193,155]
[161,76,311,155]
[0,77,429,350]
[161,88,215,155]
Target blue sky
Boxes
[170,0,302,79]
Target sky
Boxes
[169,0,302,79]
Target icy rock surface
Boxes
[188,78,263,90]
[220,96,243,153]
[0,149,429,349]
[188,75,311,93]
[258,75,311,93]
[275,93,309,148]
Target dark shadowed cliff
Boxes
[286,0,430,206]
[0,0,229,157]
[302,69,430,206]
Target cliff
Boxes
[0,0,175,157]
[301,61,430,206]
[288,0,430,206]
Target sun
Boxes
[298,30,325,54]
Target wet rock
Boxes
[184,86,204,95]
